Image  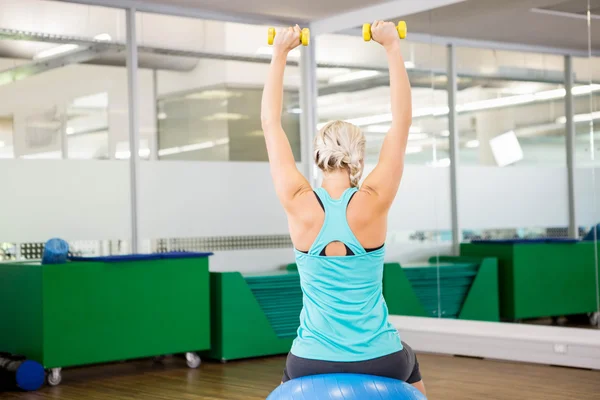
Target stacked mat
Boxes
[403,262,478,318]
[244,272,303,339]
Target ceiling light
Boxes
[317,68,352,79]
[157,112,167,120]
[344,84,600,126]
[114,148,151,159]
[574,111,600,122]
[34,44,79,60]
[465,139,479,148]
[344,114,392,126]
[572,84,600,95]
[329,70,380,84]
[409,133,429,140]
[364,125,390,133]
[288,108,302,114]
[0,141,4,148]
[405,145,423,154]
[94,33,112,42]
[364,125,422,134]
[427,158,451,167]
[256,47,300,58]
[458,94,535,113]
[202,113,247,121]
[186,90,242,100]
[66,127,75,135]
[499,83,544,95]
[404,61,415,69]
[22,151,62,159]
[441,130,450,137]
[556,111,600,124]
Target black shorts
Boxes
[282,341,421,384]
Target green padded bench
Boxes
[461,240,600,321]
[0,252,212,385]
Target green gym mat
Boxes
[244,271,303,338]
[401,262,478,319]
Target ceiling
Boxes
[119,0,393,21]
[400,0,600,51]
[54,0,598,52]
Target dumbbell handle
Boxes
[267,27,310,46]
[363,21,407,41]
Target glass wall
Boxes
[136,13,301,163]
[456,49,567,167]
[456,48,571,242]
[134,13,301,257]
[0,0,131,258]
[1,0,597,332]
[0,0,128,161]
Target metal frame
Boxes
[447,44,460,254]
[126,8,140,253]
[152,69,159,161]
[299,39,318,185]
[564,55,577,239]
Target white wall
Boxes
[139,162,453,239]
[138,161,289,238]
[458,166,570,229]
[575,167,600,227]
[0,160,131,242]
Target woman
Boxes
[260,21,425,395]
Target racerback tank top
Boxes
[290,187,403,362]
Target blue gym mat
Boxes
[471,238,579,244]
[69,251,213,262]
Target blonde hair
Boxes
[314,120,366,187]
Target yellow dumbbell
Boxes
[267,27,310,46]
[362,21,407,41]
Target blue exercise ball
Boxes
[267,374,427,400]
[42,238,69,265]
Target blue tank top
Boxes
[290,187,403,362]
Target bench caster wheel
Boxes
[590,312,599,327]
[47,368,62,386]
[185,352,201,369]
[153,355,166,363]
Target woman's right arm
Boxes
[362,21,412,210]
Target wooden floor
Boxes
[4,354,600,399]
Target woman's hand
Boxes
[273,25,301,57]
[371,20,399,50]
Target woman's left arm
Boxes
[261,25,311,210]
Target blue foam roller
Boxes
[15,360,45,391]
[42,238,69,265]
[267,374,427,400]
